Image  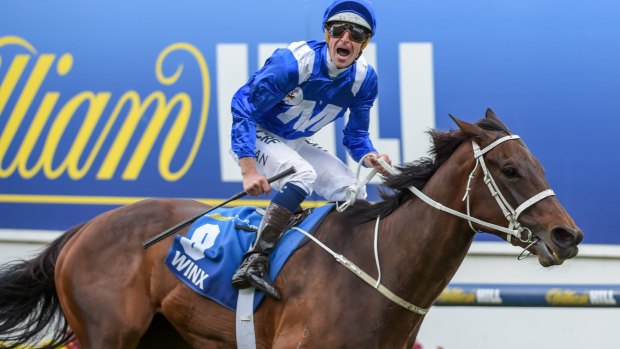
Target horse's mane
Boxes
[343,117,509,225]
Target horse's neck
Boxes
[328,148,477,345]
[377,146,477,310]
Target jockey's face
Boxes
[326,22,370,69]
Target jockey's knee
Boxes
[282,160,316,196]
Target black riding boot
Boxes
[231,203,292,299]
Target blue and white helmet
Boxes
[323,0,377,35]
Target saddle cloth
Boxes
[165,203,334,311]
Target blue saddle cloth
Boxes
[165,203,334,311]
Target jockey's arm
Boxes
[343,107,392,176]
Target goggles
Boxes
[327,22,371,43]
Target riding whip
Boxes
[142,166,296,249]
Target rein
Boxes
[372,135,555,243]
[303,134,556,315]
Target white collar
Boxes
[326,49,351,78]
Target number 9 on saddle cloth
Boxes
[165,204,334,310]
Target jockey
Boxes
[230,0,392,299]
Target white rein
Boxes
[341,136,555,242]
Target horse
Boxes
[0,109,583,349]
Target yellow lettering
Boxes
[436,288,477,304]
[0,37,211,183]
[96,91,142,179]
[65,92,111,179]
[159,93,192,180]
[116,42,210,181]
[0,55,29,116]
[0,54,54,178]
[121,92,177,180]
[154,42,210,181]
[17,93,60,178]
[39,92,111,179]
[545,288,589,305]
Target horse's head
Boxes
[450,109,583,267]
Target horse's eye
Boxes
[502,167,518,177]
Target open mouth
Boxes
[336,47,351,57]
[532,239,566,267]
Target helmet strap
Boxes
[357,39,370,59]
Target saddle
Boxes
[235,207,312,233]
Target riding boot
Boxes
[231,202,293,299]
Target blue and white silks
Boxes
[231,40,378,162]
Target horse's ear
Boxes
[485,108,499,120]
[450,114,490,142]
[485,108,509,130]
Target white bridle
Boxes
[339,134,555,244]
[463,135,555,243]
[316,134,556,315]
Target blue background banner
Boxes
[437,284,620,307]
[1,1,618,244]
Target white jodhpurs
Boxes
[230,128,367,201]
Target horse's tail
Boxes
[0,223,85,349]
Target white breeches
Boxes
[231,128,367,201]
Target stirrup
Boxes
[231,253,280,299]
[246,272,280,300]
[231,252,260,289]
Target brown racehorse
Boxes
[0,110,583,348]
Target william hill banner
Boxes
[1,0,618,245]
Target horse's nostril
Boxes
[551,227,578,247]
